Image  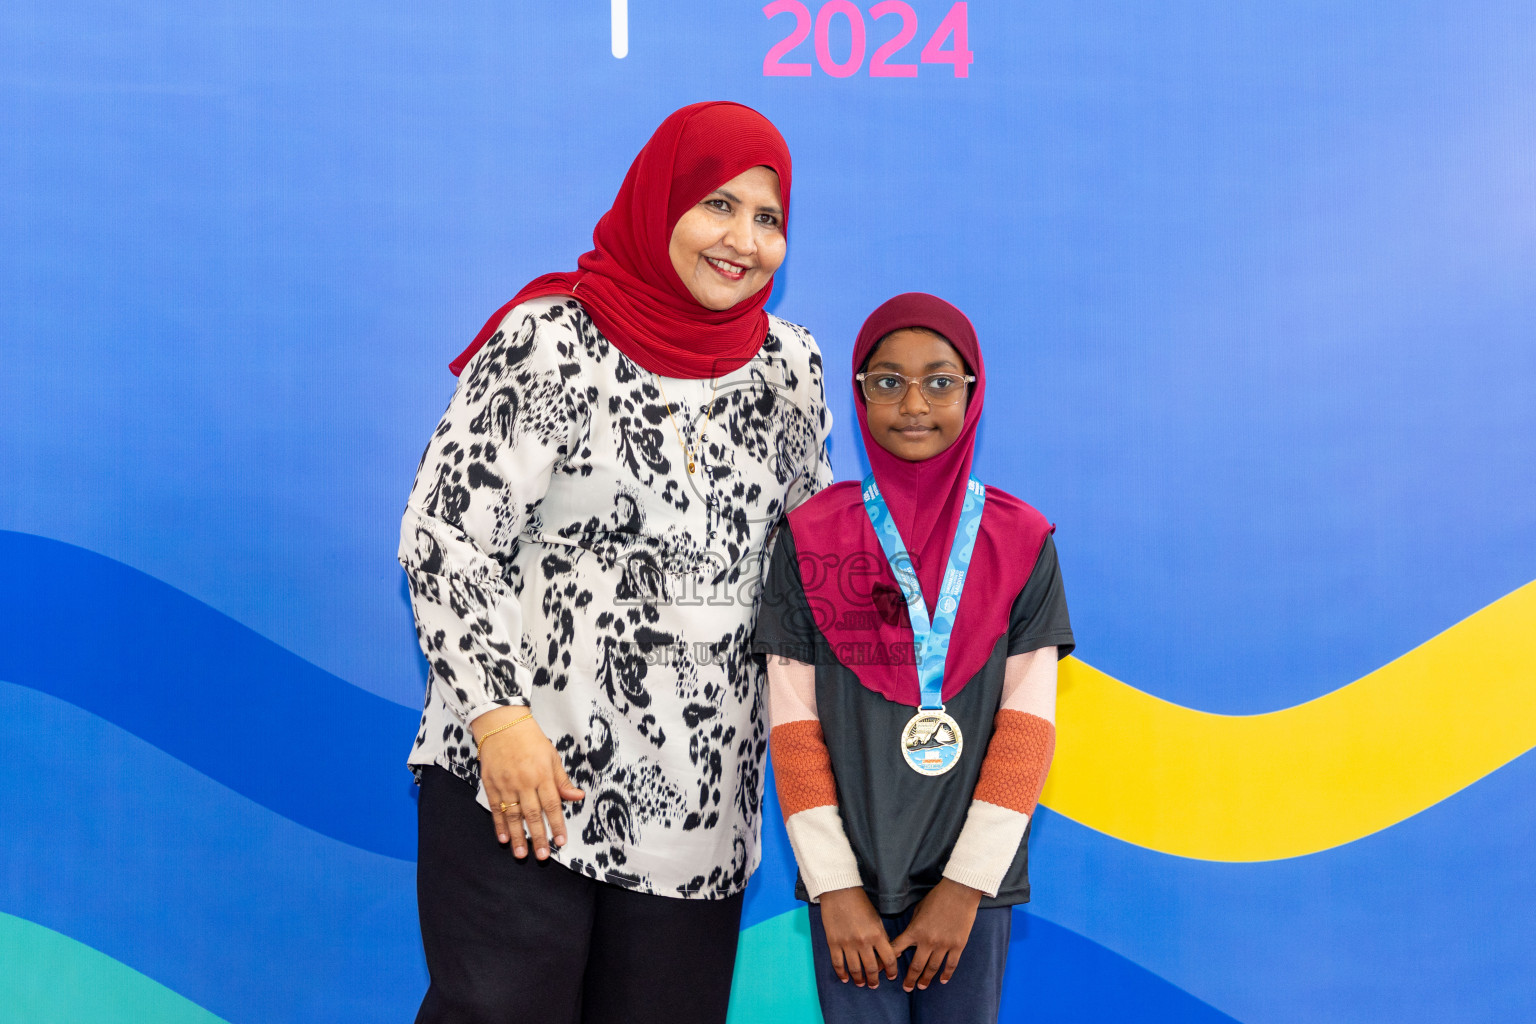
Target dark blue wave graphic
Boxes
[741,761,801,929]
[1025,755,1536,1024]
[0,680,424,1022]
[0,530,420,860]
[1003,913,1241,1023]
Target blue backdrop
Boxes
[4,1,1534,1021]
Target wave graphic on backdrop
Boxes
[1043,580,1536,861]
[0,911,228,1024]
[5,531,1531,1021]
[0,530,420,861]
[5,530,1531,868]
[0,679,423,1023]
[0,675,1237,1024]
[725,906,1242,1024]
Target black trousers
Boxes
[415,766,744,1024]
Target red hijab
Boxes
[450,101,792,379]
[785,293,1053,707]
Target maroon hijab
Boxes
[449,101,792,380]
[785,293,1053,706]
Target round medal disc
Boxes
[900,709,963,776]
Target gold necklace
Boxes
[656,377,720,474]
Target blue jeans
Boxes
[808,901,1012,1024]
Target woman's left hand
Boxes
[472,706,585,858]
[889,878,983,992]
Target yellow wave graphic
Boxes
[1039,581,1536,862]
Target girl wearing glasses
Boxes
[755,292,1074,1023]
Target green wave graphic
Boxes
[0,911,228,1024]
[726,909,822,1023]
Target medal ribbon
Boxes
[861,475,987,710]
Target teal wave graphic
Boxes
[0,911,229,1024]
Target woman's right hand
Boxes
[471,705,585,859]
[818,887,898,988]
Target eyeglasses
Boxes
[856,371,975,406]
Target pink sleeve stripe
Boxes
[767,655,819,728]
[999,646,1057,723]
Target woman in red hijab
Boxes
[399,102,833,1024]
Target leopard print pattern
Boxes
[400,296,832,898]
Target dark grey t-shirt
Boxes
[754,527,1074,914]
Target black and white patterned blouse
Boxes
[400,296,833,899]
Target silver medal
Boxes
[900,709,964,776]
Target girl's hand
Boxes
[471,706,585,858]
[818,887,898,988]
[890,878,982,991]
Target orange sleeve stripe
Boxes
[972,709,1057,816]
[770,719,840,818]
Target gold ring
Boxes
[499,801,519,814]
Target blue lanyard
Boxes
[861,475,986,710]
